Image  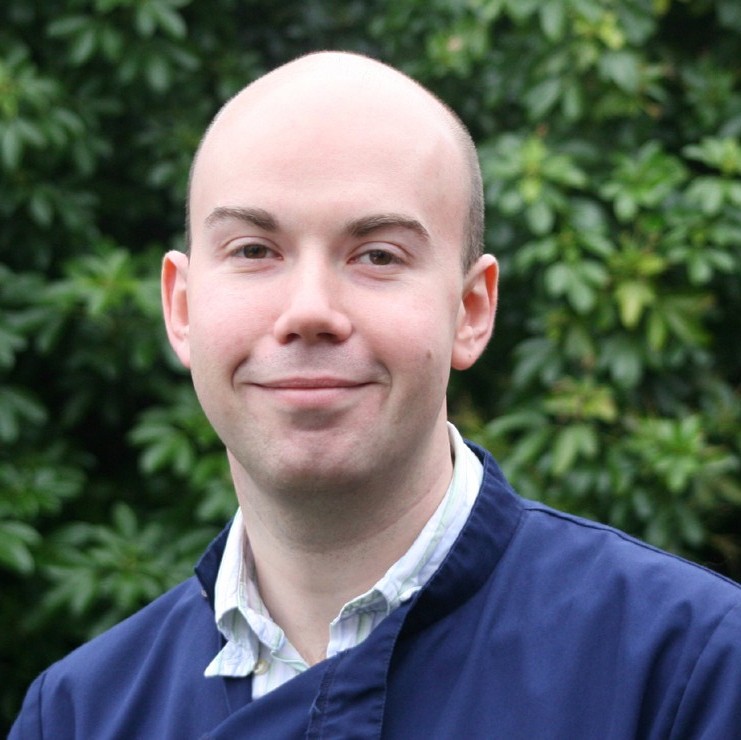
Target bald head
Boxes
[186,51,484,270]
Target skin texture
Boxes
[162,52,498,663]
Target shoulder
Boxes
[473,444,739,601]
[461,444,741,636]
[512,505,741,732]
[515,499,740,602]
[476,445,740,679]
[449,452,741,734]
[496,496,740,685]
[11,576,222,739]
[53,576,210,674]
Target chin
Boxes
[242,449,373,499]
[279,462,368,495]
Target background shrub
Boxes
[2,0,739,729]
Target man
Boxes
[11,51,741,738]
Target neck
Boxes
[230,422,453,664]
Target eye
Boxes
[354,248,401,266]
[233,243,274,259]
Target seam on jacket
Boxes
[375,606,413,740]
[307,656,340,739]
[37,669,47,740]
[520,503,741,591]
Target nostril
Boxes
[273,301,352,345]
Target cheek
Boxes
[186,290,255,378]
[379,303,457,386]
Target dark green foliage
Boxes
[1,0,739,729]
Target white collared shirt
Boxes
[204,423,483,698]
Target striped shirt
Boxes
[204,423,483,698]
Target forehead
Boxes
[189,60,468,243]
[201,55,460,158]
[189,63,469,260]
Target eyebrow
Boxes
[205,206,278,232]
[204,206,430,242]
[346,213,430,241]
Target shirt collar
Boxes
[205,423,483,678]
[334,423,483,619]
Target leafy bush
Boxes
[1,0,739,730]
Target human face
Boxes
[163,69,496,498]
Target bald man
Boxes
[11,52,741,739]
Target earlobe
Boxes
[161,250,192,368]
[451,255,498,371]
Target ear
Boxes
[451,254,498,371]
[161,250,192,368]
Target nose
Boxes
[272,258,352,345]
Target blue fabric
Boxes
[10,445,741,739]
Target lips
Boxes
[248,377,371,412]
[256,377,366,389]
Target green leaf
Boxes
[615,280,654,328]
[151,2,187,38]
[0,387,47,443]
[646,311,667,351]
[0,322,26,368]
[614,192,637,221]
[551,424,597,476]
[599,50,641,92]
[1,124,23,169]
[69,28,97,65]
[135,5,157,36]
[568,279,596,313]
[727,182,741,207]
[718,0,741,31]
[676,506,705,547]
[539,0,567,41]
[685,177,725,215]
[145,55,171,91]
[561,80,584,120]
[526,200,555,234]
[29,190,54,226]
[505,0,540,23]
[47,16,90,37]
[0,521,40,574]
[524,78,562,119]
